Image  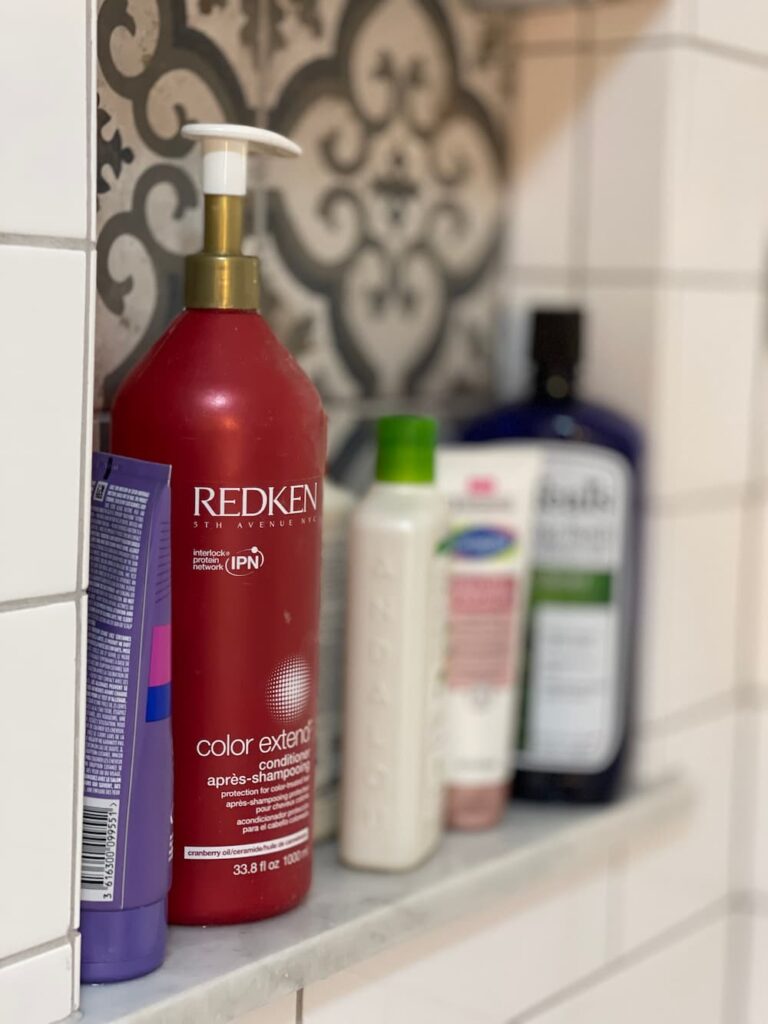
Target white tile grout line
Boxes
[722,714,757,1024]
[738,291,768,675]
[731,708,759,886]
[512,265,767,291]
[642,690,739,741]
[511,26,680,58]
[690,34,768,73]
[0,233,94,252]
[735,765,764,991]
[738,686,768,711]
[604,850,625,962]
[508,897,730,1024]
[647,484,752,516]
[512,26,768,72]
[0,935,73,973]
[0,591,80,615]
[747,892,768,916]
[566,2,593,295]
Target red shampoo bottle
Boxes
[111,125,326,924]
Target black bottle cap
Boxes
[531,309,582,373]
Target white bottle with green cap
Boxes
[341,416,447,871]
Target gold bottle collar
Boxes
[185,194,260,311]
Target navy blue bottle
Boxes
[465,310,642,803]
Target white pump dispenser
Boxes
[180,123,301,310]
[181,123,301,196]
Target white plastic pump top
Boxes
[181,123,301,196]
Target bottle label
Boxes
[189,479,320,577]
[517,445,632,774]
[187,717,314,865]
[438,447,541,791]
[172,474,322,903]
[82,456,172,908]
[446,573,519,785]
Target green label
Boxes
[517,445,630,774]
[518,570,613,753]
[529,569,612,605]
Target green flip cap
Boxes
[376,415,437,483]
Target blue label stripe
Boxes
[146,682,171,722]
[440,526,517,560]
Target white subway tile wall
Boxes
[249,866,726,1024]
[0,2,89,238]
[529,916,728,1024]
[651,289,760,497]
[296,868,611,1024]
[0,942,77,1024]
[345,869,611,1020]
[0,246,87,603]
[302,970,495,1024]
[696,0,768,59]
[0,0,94,1021]
[0,605,79,961]
[581,286,657,432]
[586,46,671,271]
[617,711,735,951]
[640,507,742,723]
[666,50,768,276]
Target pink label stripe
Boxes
[149,624,171,687]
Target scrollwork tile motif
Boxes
[266,0,507,397]
[97,97,135,200]
[96,0,509,411]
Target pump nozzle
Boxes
[181,123,301,310]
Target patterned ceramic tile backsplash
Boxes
[97,0,511,466]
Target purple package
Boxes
[81,452,172,983]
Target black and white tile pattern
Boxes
[96,0,511,455]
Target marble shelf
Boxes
[73,777,690,1024]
